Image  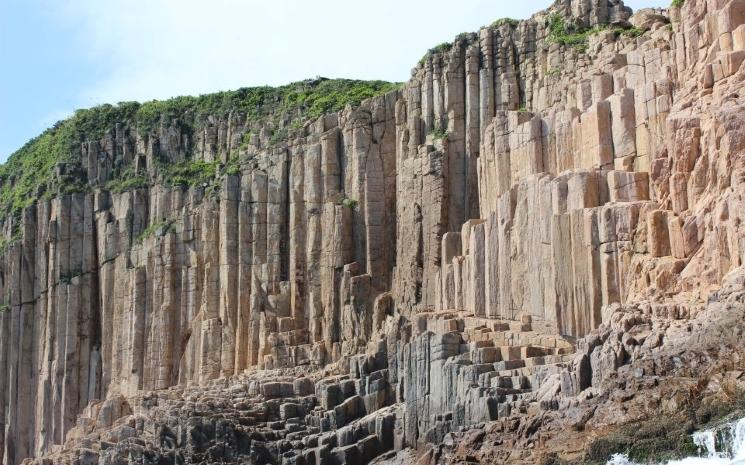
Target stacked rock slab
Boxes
[17,311,574,465]
[1,0,745,463]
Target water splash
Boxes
[607,417,745,465]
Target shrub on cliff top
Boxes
[281,78,400,121]
[419,42,454,65]
[492,17,519,28]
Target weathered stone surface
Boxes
[4,0,745,463]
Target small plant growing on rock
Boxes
[546,67,561,76]
[106,166,149,193]
[161,159,218,188]
[611,25,644,38]
[268,127,289,147]
[338,195,358,210]
[224,155,241,176]
[0,227,22,254]
[545,13,610,52]
[137,219,174,243]
[671,0,684,7]
[238,132,252,150]
[429,126,449,140]
[419,42,453,65]
[431,42,452,54]
[342,198,358,210]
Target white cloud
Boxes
[42,0,538,104]
[45,0,665,106]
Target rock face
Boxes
[1,0,745,463]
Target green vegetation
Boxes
[546,67,561,76]
[0,304,9,313]
[338,196,358,210]
[106,167,149,193]
[671,0,685,7]
[137,219,174,243]
[0,123,77,226]
[492,17,519,28]
[224,155,242,176]
[160,160,219,188]
[279,78,400,121]
[0,78,400,231]
[418,18,520,65]
[546,14,602,51]
[617,26,644,38]
[268,127,289,147]
[431,42,453,54]
[546,14,645,52]
[238,132,253,151]
[419,42,454,65]
[518,106,530,113]
[0,228,22,255]
[429,126,449,140]
[131,78,400,131]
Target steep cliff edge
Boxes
[2,0,745,463]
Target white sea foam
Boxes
[607,418,745,465]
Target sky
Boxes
[0,0,663,162]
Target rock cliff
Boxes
[2,0,745,463]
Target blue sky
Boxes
[0,0,663,162]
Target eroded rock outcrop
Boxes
[1,0,745,463]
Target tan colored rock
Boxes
[7,0,745,463]
[607,171,650,202]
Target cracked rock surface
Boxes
[2,0,745,463]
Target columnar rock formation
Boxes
[1,0,745,463]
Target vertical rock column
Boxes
[445,43,468,229]
[234,171,255,372]
[304,141,324,346]
[465,43,481,218]
[220,175,240,377]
